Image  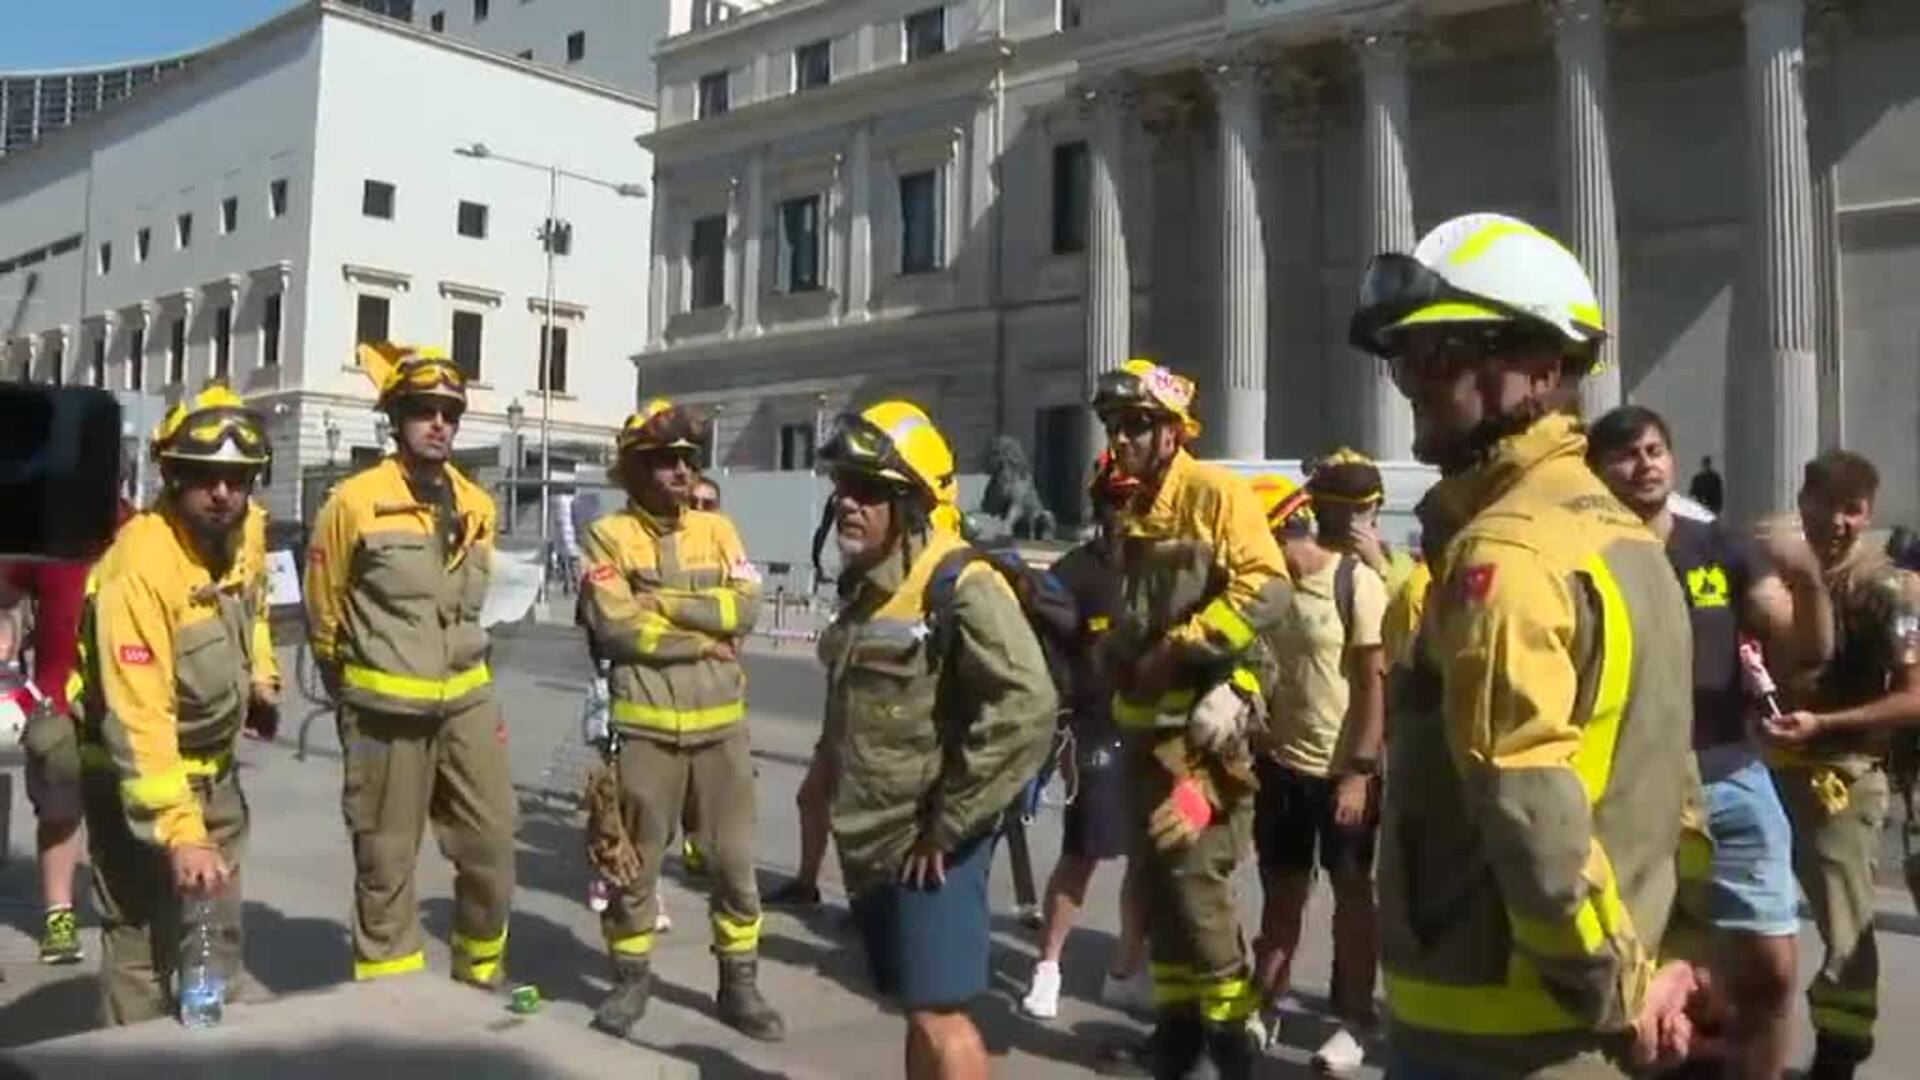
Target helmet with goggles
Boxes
[1090,359,1202,441]
[1306,447,1384,509]
[1349,213,1607,364]
[150,384,271,469]
[617,398,710,457]
[360,342,468,412]
[817,400,957,512]
[1250,473,1314,534]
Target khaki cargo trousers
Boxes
[340,699,516,985]
[601,727,763,961]
[1776,765,1889,1059]
[85,764,247,1025]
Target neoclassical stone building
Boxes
[639,0,1920,524]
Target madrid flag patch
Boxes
[119,644,155,666]
[1460,564,1498,604]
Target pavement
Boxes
[2,621,1919,1078]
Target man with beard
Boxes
[1760,450,1920,1079]
[306,344,513,989]
[77,385,275,1022]
[1588,405,1832,1079]
[1350,213,1708,1077]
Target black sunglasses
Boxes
[398,401,464,425]
[1102,410,1158,438]
[832,471,908,506]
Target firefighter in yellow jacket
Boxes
[77,385,278,1023]
[1351,212,1709,1076]
[577,399,783,1041]
[305,344,514,988]
[1091,359,1292,1078]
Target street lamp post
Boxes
[505,397,525,534]
[452,142,646,587]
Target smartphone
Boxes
[0,386,123,561]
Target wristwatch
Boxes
[1343,757,1380,778]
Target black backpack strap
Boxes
[1334,553,1358,649]
[923,547,985,662]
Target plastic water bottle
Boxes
[178,898,225,1028]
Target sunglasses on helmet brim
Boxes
[1348,253,1540,358]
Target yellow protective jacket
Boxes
[821,527,1057,894]
[1379,415,1706,1075]
[305,458,496,718]
[77,501,276,848]
[1108,450,1292,730]
[578,504,759,744]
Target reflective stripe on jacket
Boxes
[820,528,1056,894]
[1108,451,1291,729]
[578,504,759,744]
[78,503,269,848]
[304,458,495,717]
[1379,415,1707,1072]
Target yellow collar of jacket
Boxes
[1417,414,1587,561]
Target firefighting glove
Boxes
[1188,681,1251,755]
[585,760,643,889]
[245,683,282,741]
[1811,768,1850,815]
[1149,776,1216,852]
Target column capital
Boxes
[1075,72,1142,124]
[1344,7,1424,65]
[1267,66,1327,142]
[1805,0,1853,66]
[1537,0,1638,30]
[1130,82,1207,148]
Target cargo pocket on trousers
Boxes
[341,722,392,837]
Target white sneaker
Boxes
[1021,959,1062,1019]
[1311,1027,1367,1075]
[653,898,673,933]
[1100,968,1155,1014]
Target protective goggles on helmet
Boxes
[1091,369,1167,418]
[380,357,468,407]
[817,412,922,496]
[1348,253,1540,358]
[154,405,270,466]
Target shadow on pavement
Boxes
[3,1039,585,1079]
[649,1041,789,1080]
[0,970,98,1048]
[243,901,348,996]
[418,898,610,1011]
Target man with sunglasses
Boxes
[306,344,515,990]
[1089,359,1292,1078]
[1352,213,1708,1078]
[816,400,1055,1080]
[75,385,276,1022]
[576,397,784,1042]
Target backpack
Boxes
[923,545,1077,825]
[1331,552,1359,649]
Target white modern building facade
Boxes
[637,0,1920,526]
[0,1,655,524]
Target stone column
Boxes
[1351,24,1416,460]
[737,149,766,335]
[646,172,669,349]
[1209,57,1269,461]
[1082,79,1133,457]
[1546,0,1623,416]
[1743,0,1819,515]
[1807,1,1846,448]
[843,121,874,322]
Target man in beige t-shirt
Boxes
[1252,450,1389,1074]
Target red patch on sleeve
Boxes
[1460,564,1497,603]
[587,564,617,584]
[308,548,326,566]
[118,644,154,666]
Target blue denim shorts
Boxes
[850,831,995,1010]
[1701,751,1800,937]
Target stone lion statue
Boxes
[969,436,1056,542]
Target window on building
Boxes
[1060,0,1083,29]
[262,293,282,367]
[1051,140,1089,255]
[795,39,831,91]
[221,196,238,235]
[356,294,390,347]
[905,7,946,61]
[457,200,488,239]
[363,179,396,219]
[168,318,186,383]
[689,214,728,310]
[136,227,150,263]
[779,422,816,471]
[176,212,193,249]
[97,242,111,276]
[47,339,63,386]
[539,324,569,393]
[567,31,586,63]
[430,10,445,31]
[270,178,289,218]
[899,170,943,274]
[778,194,822,293]
[697,71,730,119]
[451,309,483,380]
[213,306,232,379]
[127,325,145,390]
[90,335,106,387]
[473,0,489,21]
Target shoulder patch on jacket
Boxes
[587,563,617,584]
[1459,563,1497,604]
[119,644,154,666]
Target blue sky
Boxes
[0,1,302,69]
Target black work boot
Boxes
[590,956,652,1038]
[716,952,786,1042]
[1809,1034,1867,1080]
[1152,1009,1210,1080]
[1201,1018,1262,1080]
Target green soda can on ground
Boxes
[508,985,543,1014]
